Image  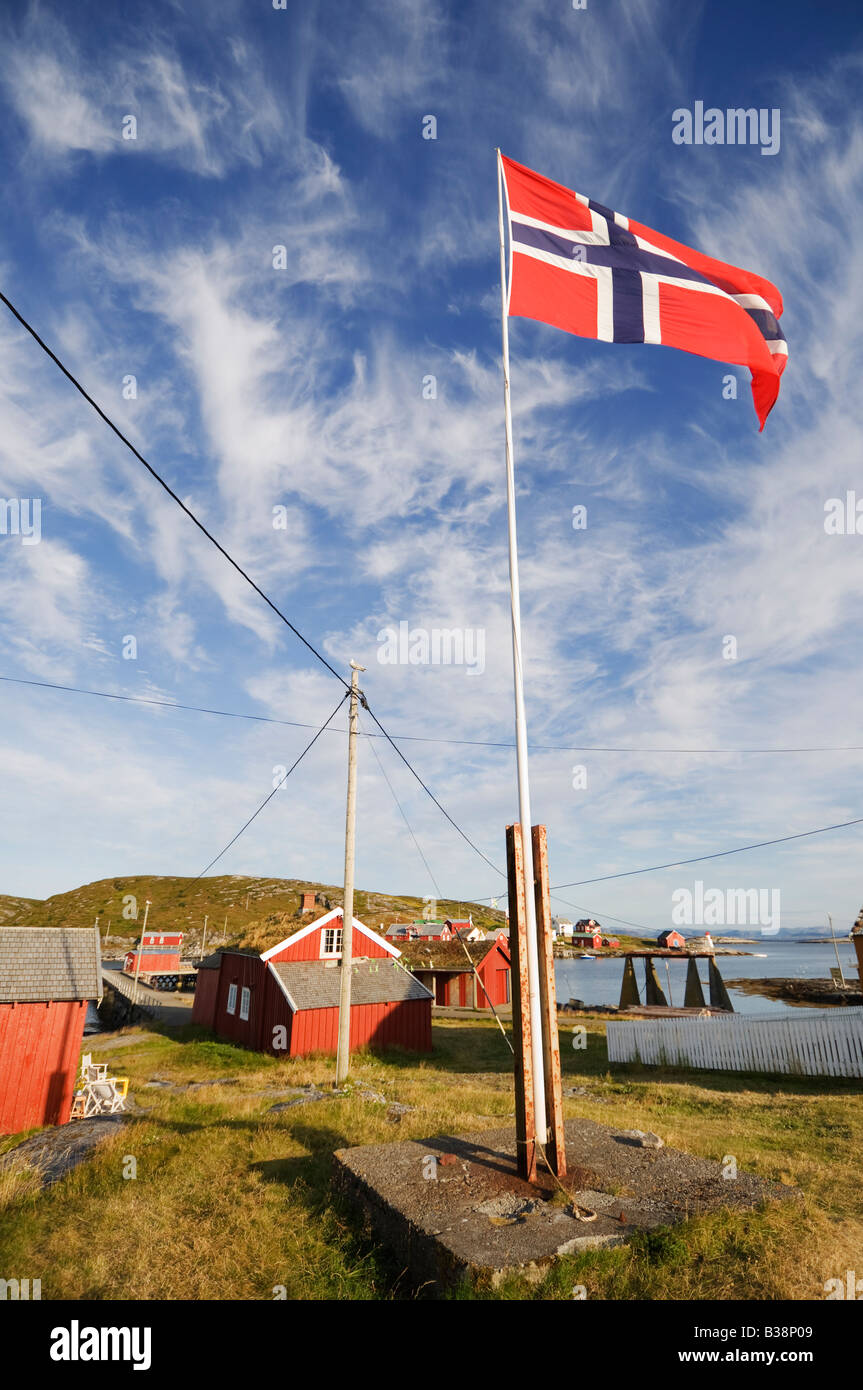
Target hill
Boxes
[0,875,508,955]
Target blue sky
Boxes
[1,0,862,936]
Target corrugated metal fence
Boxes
[606,1007,863,1078]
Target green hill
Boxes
[0,875,507,954]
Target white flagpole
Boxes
[497,148,547,1144]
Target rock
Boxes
[268,1088,329,1112]
[386,1102,414,1121]
[616,1129,664,1149]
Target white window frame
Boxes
[321,927,343,958]
[239,986,251,1021]
[226,982,238,1015]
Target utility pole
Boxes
[133,899,151,1006]
[336,662,364,1086]
[201,914,209,964]
[828,914,846,987]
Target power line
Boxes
[363,717,443,901]
[0,291,351,695]
[193,692,349,879]
[0,294,511,890]
[362,716,514,1051]
[5,294,861,913]
[5,673,862,757]
[550,814,863,889]
[362,703,507,880]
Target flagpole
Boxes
[497,148,547,1146]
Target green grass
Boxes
[0,1014,860,1300]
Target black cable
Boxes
[550,815,863,889]
[0,291,350,695]
[0,674,336,731]
[4,673,861,757]
[193,692,349,879]
[364,718,443,900]
[362,704,507,879]
[5,293,861,905]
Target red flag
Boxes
[501,154,787,430]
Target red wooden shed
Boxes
[657,929,686,950]
[0,926,102,1135]
[124,930,184,975]
[191,909,432,1056]
[398,933,512,1010]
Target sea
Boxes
[554,938,861,1017]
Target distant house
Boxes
[386,920,454,943]
[191,909,432,1056]
[572,918,603,950]
[124,931,183,976]
[0,926,102,1134]
[551,917,574,938]
[657,929,686,950]
[399,933,511,1010]
[445,918,484,942]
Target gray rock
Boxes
[616,1129,664,1149]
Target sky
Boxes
[0,0,862,937]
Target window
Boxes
[226,983,238,1014]
[321,928,343,957]
[240,986,251,1021]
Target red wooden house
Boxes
[0,926,102,1135]
[399,933,512,1010]
[657,929,686,950]
[124,931,184,975]
[191,909,432,1056]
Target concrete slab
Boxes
[333,1117,795,1293]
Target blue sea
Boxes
[554,938,860,1017]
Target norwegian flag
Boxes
[501,154,787,430]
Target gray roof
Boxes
[270,958,433,1011]
[0,926,102,1003]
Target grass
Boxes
[0,873,509,951]
[0,1014,860,1300]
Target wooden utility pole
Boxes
[507,823,566,1181]
[336,662,364,1085]
[201,915,209,964]
[531,825,566,1177]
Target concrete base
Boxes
[333,1117,793,1294]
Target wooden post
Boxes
[619,957,640,1008]
[644,956,668,1006]
[684,956,706,1008]
[531,825,566,1177]
[506,823,536,1182]
[708,957,734,1012]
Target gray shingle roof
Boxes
[270,958,433,1011]
[0,927,102,1003]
